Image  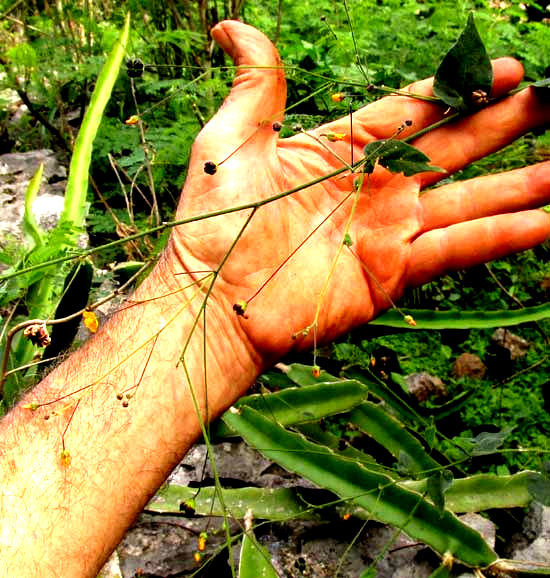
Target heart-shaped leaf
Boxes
[433,13,493,112]
[363,139,446,177]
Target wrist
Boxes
[0,245,262,577]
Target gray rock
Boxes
[452,352,487,379]
[0,149,67,241]
[405,372,447,402]
[509,502,550,565]
[491,328,530,360]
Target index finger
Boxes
[317,57,524,144]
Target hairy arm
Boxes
[0,251,259,577]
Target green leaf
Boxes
[433,13,493,112]
[404,471,542,513]
[527,464,550,506]
[222,406,497,567]
[454,427,514,457]
[349,402,441,477]
[426,470,454,514]
[343,366,423,427]
[62,12,131,232]
[212,380,368,437]
[22,164,45,249]
[371,304,550,329]
[149,484,324,521]
[363,139,445,177]
[239,532,279,578]
[429,564,452,578]
[283,362,342,386]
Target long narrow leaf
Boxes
[22,163,44,249]
[342,366,422,425]
[403,471,543,513]
[349,402,441,476]
[222,406,497,568]
[150,485,323,521]
[213,380,368,437]
[149,470,546,520]
[61,12,130,229]
[371,304,550,329]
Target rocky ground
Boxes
[99,441,550,578]
[1,150,548,578]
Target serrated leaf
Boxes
[363,139,445,177]
[433,13,493,112]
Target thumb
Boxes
[194,20,286,163]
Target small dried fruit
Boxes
[83,310,99,333]
[470,89,489,106]
[325,132,347,142]
[60,449,71,467]
[23,323,51,347]
[23,402,39,411]
[124,115,140,125]
[404,314,417,327]
[126,58,144,78]
[203,161,218,175]
[233,301,248,318]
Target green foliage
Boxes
[1,2,549,574]
[433,14,493,112]
[363,139,446,176]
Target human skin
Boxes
[1,20,550,577]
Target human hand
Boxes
[169,20,550,365]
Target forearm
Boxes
[0,250,259,577]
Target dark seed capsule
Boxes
[470,89,489,106]
[204,161,218,175]
[233,302,247,316]
[292,123,303,132]
[116,393,123,400]
[122,400,129,408]
[272,121,282,132]
[126,58,145,78]
[405,119,413,127]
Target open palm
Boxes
[172,20,550,362]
